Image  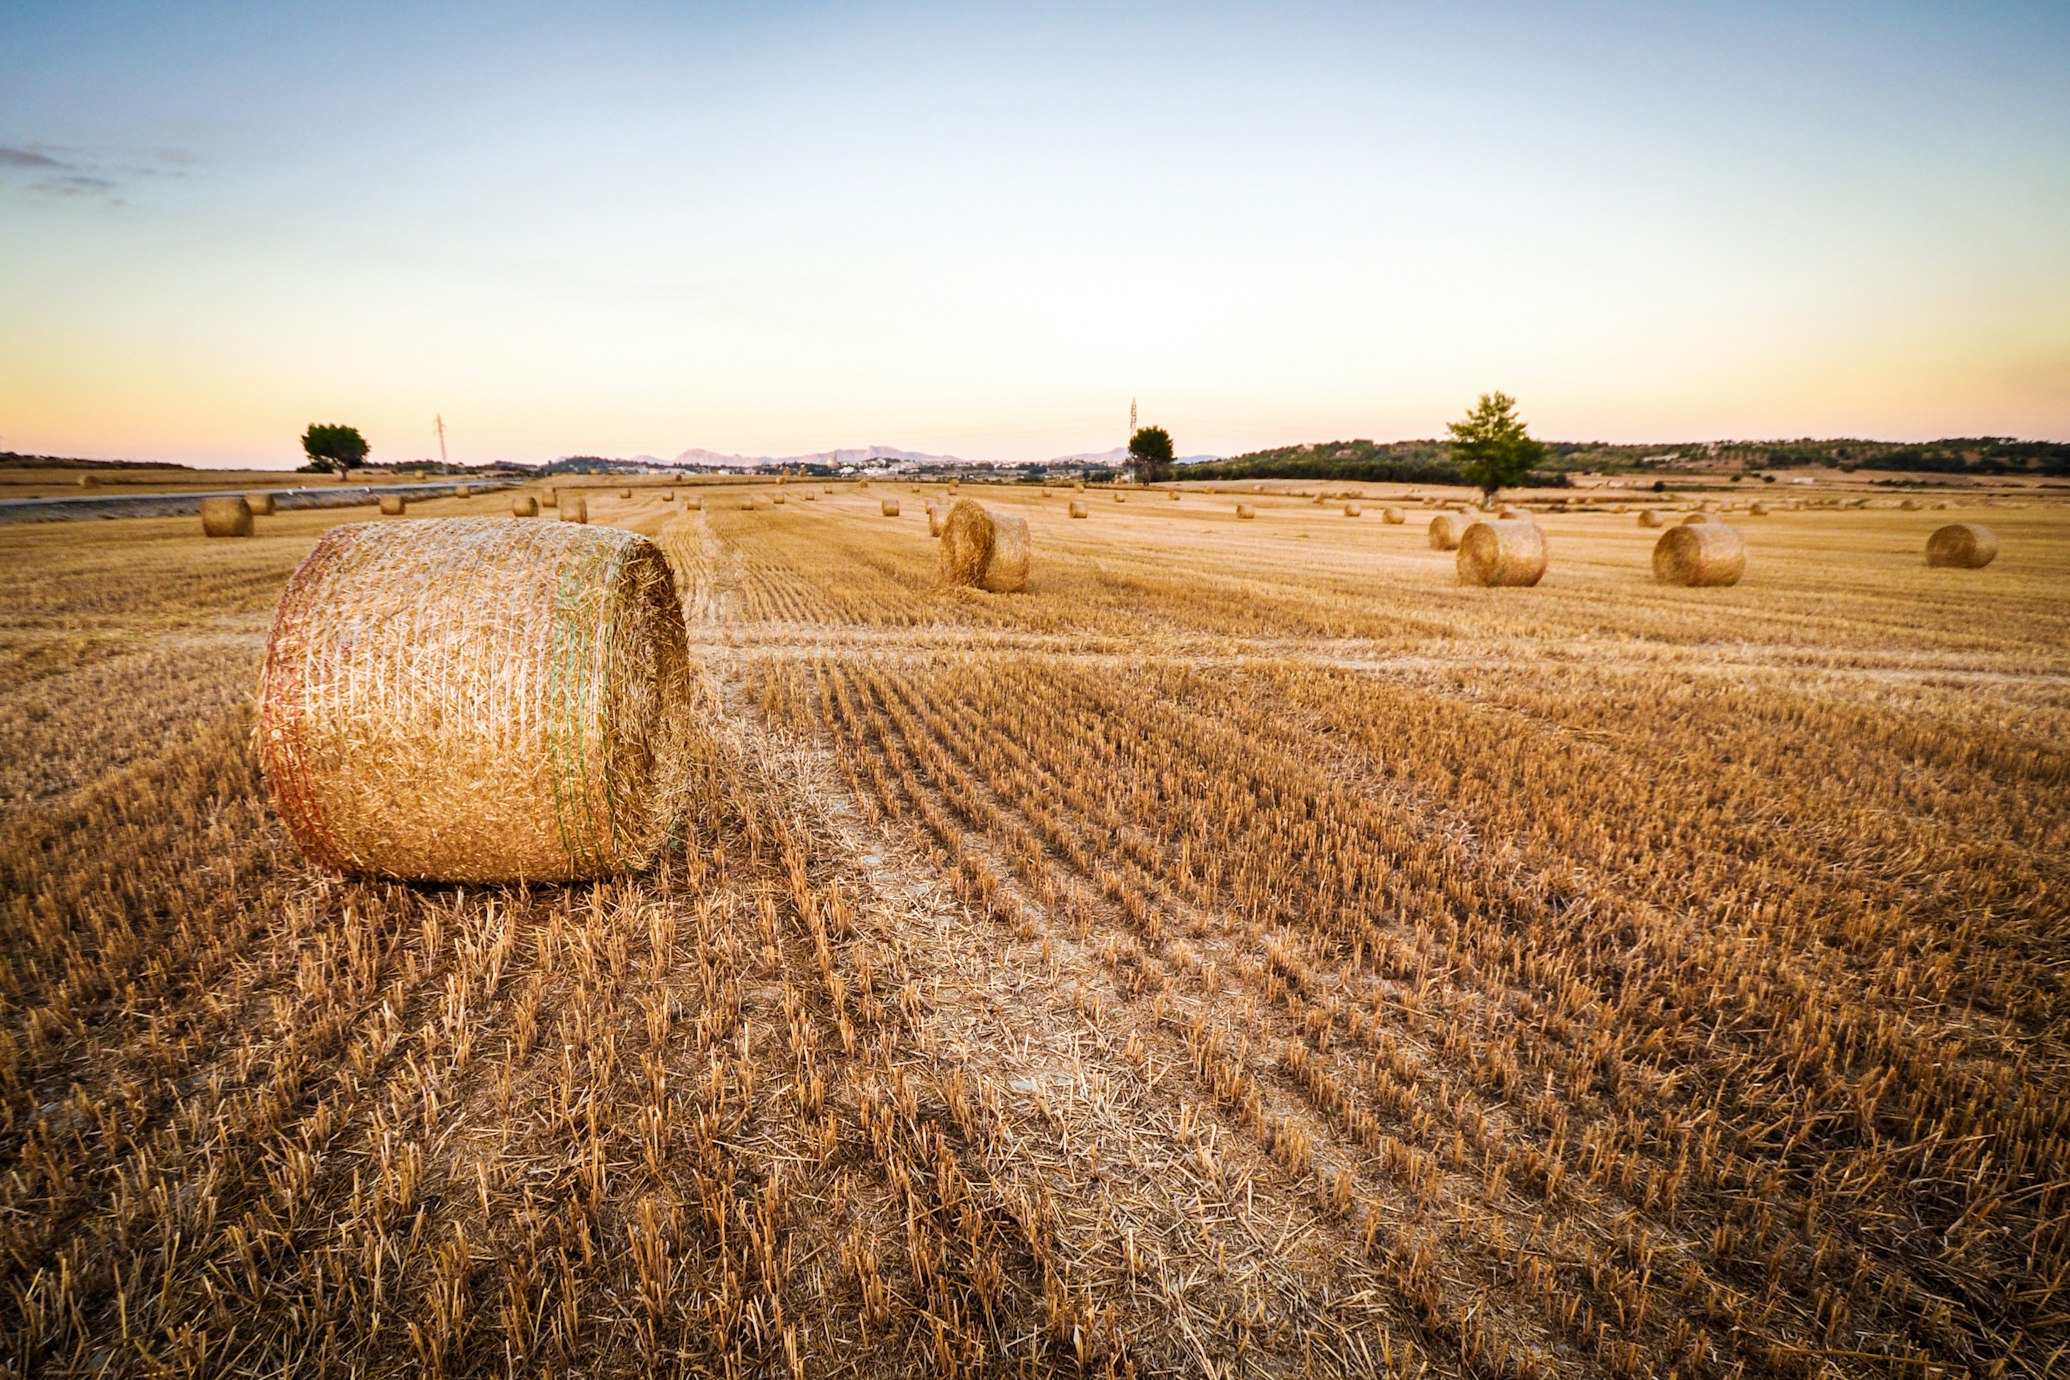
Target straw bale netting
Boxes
[379,495,407,516]
[1069,500,1089,518]
[1925,523,1998,568]
[257,518,691,882]
[938,499,1031,592]
[1382,507,1404,524]
[1235,503,1255,520]
[246,492,277,516]
[512,495,540,517]
[1343,503,1362,517]
[1652,523,1746,586]
[881,499,901,516]
[561,497,589,523]
[455,484,472,499]
[1427,513,1471,550]
[1638,509,1666,528]
[1456,519,1547,587]
[201,496,253,538]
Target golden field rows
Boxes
[2,482,2067,1378]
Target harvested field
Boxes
[3,485,2068,1378]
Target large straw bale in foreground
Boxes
[1456,519,1547,586]
[1427,513,1470,550]
[379,495,407,516]
[512,495,539,517]
[938,499,1031,592]
[246,492,277,516]
[201,496,253,537]
[1652,523,1746,586]
[258,518,692,882]
[1925,523,1998,568]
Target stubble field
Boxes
[3,482,2066,1378]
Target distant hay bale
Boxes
[1069,500,1089,518]
[1748,502,1769,516]
[542,490,557,508]
[1235,503,1255,520]
[740,497,760,510]
[257,518,690,882]
[78,474,99,488]
[823,485,834,494]
[858,479,870,489]
[1427,512,1471,550]
[1653,523,1746,587]
[1420,496,1438,508]
[455,484,472,499]
[512,495,539,517]
[800,492,815,501]
[379,495,407,516]
[1456,519,1547,586]
[1925,523,1998,568]
[1638,509,1666,527]
[1497,505,1523,520]
[1382,507,1404,524]
[1073,480,1085,492]
[928,505,945,537]
[938,499,1031,592]
[619,487,632,499]
[1343,503,1362,517]
[662,490,674,502]
[881,499,900,516]
[200,496,253,537]
[1681,511,1716,525]
[686,496,702,510]
[1168,489,1180,501]
[1899,497,1920,510]
[246,492,277,516]
[772,493,786,505]
[561,497,589,523]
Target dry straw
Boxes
[561,497,589,523]
[1235,503,1256,519]
[1114,491,1126,503]
[938,499,1031,592]
[542,489,557,508]
[1653,523,1746,586]
[619,487,632,499]
[1638,509,1665,528]
[1749,502,1769,516]
[662,490,675,502]
[1427,512,1471,549]
[246,492,277,516]
[881,498,901,516]
[1900,497,1921,511]
[455,484,472,499]
[1069,500,1089,518]
[258,518,691,882]
[686,496,702,511]
[201,496,253,538]
[1925,523,1998,568]
[1382,507,1405,524]
[1343,503,1362,517]
[1681,511,1716,525]
[1168,489,1181,501]
[772,493,786,505]
[512,495,540,517]
[927,505,945,537]
[379,495,407,516]
[1456,518,1547,586]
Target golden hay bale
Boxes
[1748,502,1769,516]
[1073,480,1085,491]
[1638,509,1665,528]
[1382,507,1405,524]
[1343,503,1362,517]
[1069,500,1090,518]
[739,497,760,511]
[1168,490,1181,501]
[858,478,870,489]
[938,499,1031,592]
[1456,519,1547,586]
[1899,497,1920,511]
[455,484,472,499]
[200,495,253,537]
[686,496,702,510]
[257,518,690,882]
[1235,503,1255,520]
[512,495,540,517]
[619,487,632,499]
[662,490,675,502]
[1114,491,1126,503]
[1427,512,1471,550]
[927,505,945,537]
[1681,511,1715,525]
[1925,523,1998,568]
[561,497,589,523]
[881,499,900,516]
[542,490,557,508]
[246,491,277,516]
[823,485,834,494]
[1497,505,1523,520]
[772,493,786,505]
[1652,523,1746,587]
[379,495,407,516]
[78,473,100,488]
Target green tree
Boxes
[301,423,370,473]
[1127,425,1175,485]
[1445,392,1546,507]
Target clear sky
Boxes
[3,1,2066,467]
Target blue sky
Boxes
[3,1,2066,466]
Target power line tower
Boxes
[435,414,448,467]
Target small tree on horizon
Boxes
[301,423,370,473]
[1446,392,1546,507]
[1127,425,1175,485]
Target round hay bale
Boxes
[1748,502,1768,516]
[858,479,870,489]
[772,493,786,505]
[1681,511,1715,525]
[1638,509,1665,528]
[938,499,1031,592]
[1899,497,1920,511]
[739,497,760,511]
[823,485,834,494]
[881,499,901,517]
[1925,523,1998,568]
[619,487,633,499]
[1168,490,1181,501]
[662,490,675,502]
[1652,523,1746,587]
[686,496,702,511]
[455,484,472,499]
[1343,503,1362,517]
[1382,507,1405,524]
[1235,503,1255,520]
[1497,505,1523,520]
[512,495,540,517]
[246,491,277,516]
[379,495,407,516]
[542,490,558,508]
[1456,519,1547,587]
[1069,500,1089,518]
[561,497,589,523]
[257,518,690,881]
[1073,480,1085,492]
[78,473,100,488]
[927,505,945,537]
[1428,512,1471,550]
[201,496,253,538]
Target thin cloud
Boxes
[0,144,194,204]
[0,147,66,169]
